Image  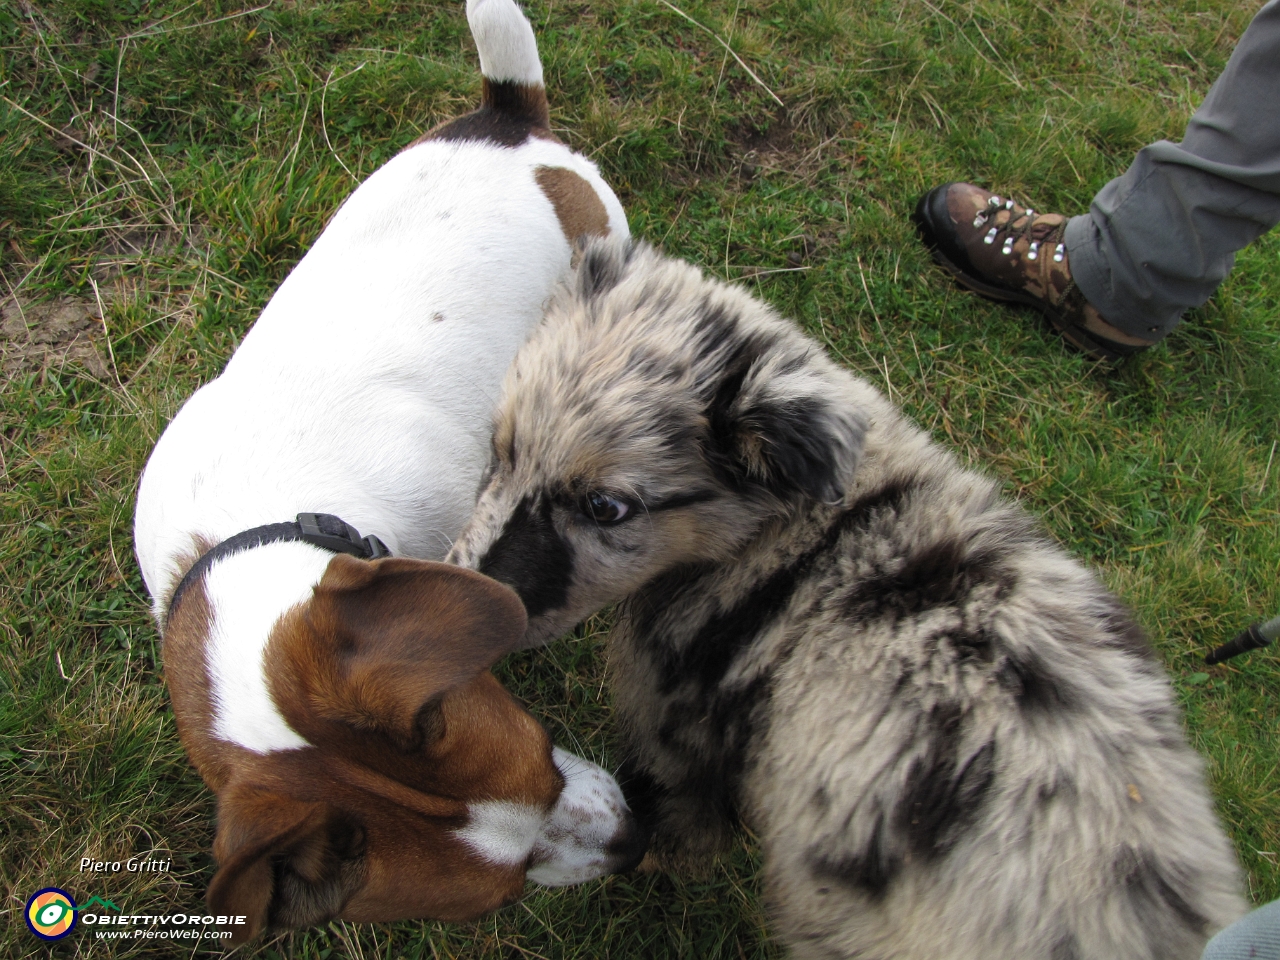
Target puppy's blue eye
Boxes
[581,491,631,524]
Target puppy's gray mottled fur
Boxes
[448,239,1246,960]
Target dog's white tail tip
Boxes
[466,0,544,87]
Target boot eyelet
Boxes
[1053,243,1066,262]
[984,227,998,244]
[1027,241,1039,261]
[1001,238,1014,255]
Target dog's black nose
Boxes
[476,496,574,619]
[606,815,650,874]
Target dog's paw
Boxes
[635,851,664,874]
[642,815,729,879]
[638,844,720,880]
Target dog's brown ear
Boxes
[704,338,866,503]
[280,556,528,749]
[208,785,366,945]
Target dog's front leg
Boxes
[614,742,738,876]
[607,617,747,877]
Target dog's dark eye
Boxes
[580,491,632,524]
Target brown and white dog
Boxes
[133,0,642,943]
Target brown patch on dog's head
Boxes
[270,557,529,752]
[202,558,568,944]
[535,166,610,245]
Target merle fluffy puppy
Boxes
[447,238,1245,960]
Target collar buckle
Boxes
[165,512,391,625]
[297,512,390,559]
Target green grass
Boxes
[2,0,1277,956]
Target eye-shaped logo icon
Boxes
[25,888,78,941]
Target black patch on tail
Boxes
[477,496,573,617]
[809,702,995,900]
[895,703,996,860]
[997,646,1077,714]
[484,79,550,124]
[421,79,551,147]
[809,814,899,900]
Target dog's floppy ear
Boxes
[278,556,528,750]
[703,335,866,503]
[574,235,637,300]
[207,785,366,945]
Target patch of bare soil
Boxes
[729,115,797,180]
[729,115,856,202]
[1,296,109,381]
[92,225,194,283]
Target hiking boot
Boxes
[912,182,1155,361]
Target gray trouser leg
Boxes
[1063,0,1280,341]
[1200,898,1280,960]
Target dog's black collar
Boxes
[166,512,390,624]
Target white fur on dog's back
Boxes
[467,0,543,85]
[135,134,626,617]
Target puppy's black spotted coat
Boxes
[448,239,1246,960]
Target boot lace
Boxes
[971,195,1067,264]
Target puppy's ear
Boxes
[277,557,528,750]
[704,336,866,503]
[208,785,366,944]
[575,236,638,300]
